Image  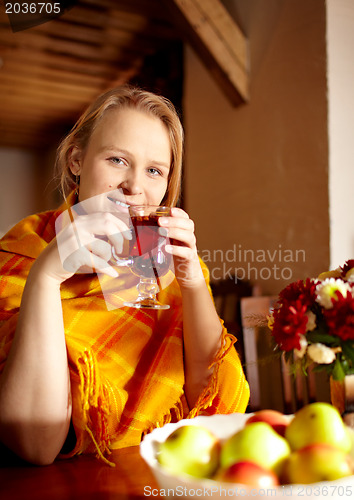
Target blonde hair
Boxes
[56,86,184,207]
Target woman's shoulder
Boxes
[0,192,74,246]
[0,207,60,258]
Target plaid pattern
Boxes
[0,197,249,464]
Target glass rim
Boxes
[128,205,171,216]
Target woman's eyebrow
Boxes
[99,146,130,155]
[149,160,170,171]
[101,146,170,170]
[99,145,170,171]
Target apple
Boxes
[318,269,342,280]
[216,460,279,488]
[347,426,354,461]
[285,402,351,453]
[220,422,291,475]
[282,443,353,484]
[157,425,220,478]
[246,410,290,437]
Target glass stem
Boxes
[136,278,159,301]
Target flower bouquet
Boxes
[268,260,354,382]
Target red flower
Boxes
[341,260,354,278]
[323,291,354,340]
[272,300,308,351]
[278,278,317,309]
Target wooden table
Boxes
[0,445,159,499]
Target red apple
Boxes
[246,410,290,437]
[216,460,280,488]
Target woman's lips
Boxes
[107,196,130,208]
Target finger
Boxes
[171,207,190,218]
[56,212,130,270]
[165,244,196,260]
[86,239,112,262]
[108,230,132,255]
[159,215,195,233]
[89,253,119,277]
[63,247,118,277]
[164,228,196,249]
[70,213,131,255]
[73,212,131,239]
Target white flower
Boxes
[305,310,317,331]
[307,343,336,364]
[315,278,352,309]
[294,335,308,359]
[345,268,354,283]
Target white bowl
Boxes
[140,413,354,499]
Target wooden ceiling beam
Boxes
[164,0,249,106]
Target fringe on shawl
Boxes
[142,324,236,436]
[76,348,115,467]
[142,398,185,439]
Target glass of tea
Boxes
[123,205,172,309]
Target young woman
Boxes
[0,86,249,466]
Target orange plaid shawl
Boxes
[0,199,249,464]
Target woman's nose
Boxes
[120,172,142,195]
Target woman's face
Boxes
[71,107,171,208]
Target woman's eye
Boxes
[148,167,162,177]
[110,157,125,165]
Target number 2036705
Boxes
[5,3,61,14]
[288,484,353,497]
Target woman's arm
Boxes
[0,211,130,464]
[160,209,224,408]
[0,262,72,465]
[180,279,223,407]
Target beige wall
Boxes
[183,0,330,295]
[0,147,60,236]
[0,148,36,236]
[327,0,354,269]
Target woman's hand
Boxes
[31,211,131,284]
[159,207,205,289]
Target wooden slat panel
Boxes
[1,74,104,97]
[78,0,166,19]
[0,0,182,149]
[0,30,155,60]
[0,46,140,76]
[2,59,107,87]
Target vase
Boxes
[330,374,354,428]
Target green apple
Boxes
[216,460,279,488]
[282,443,353,484]
[157,425,220,478]
[220,422,291,475]
[285,402,351,453]
[347,426,354,460]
